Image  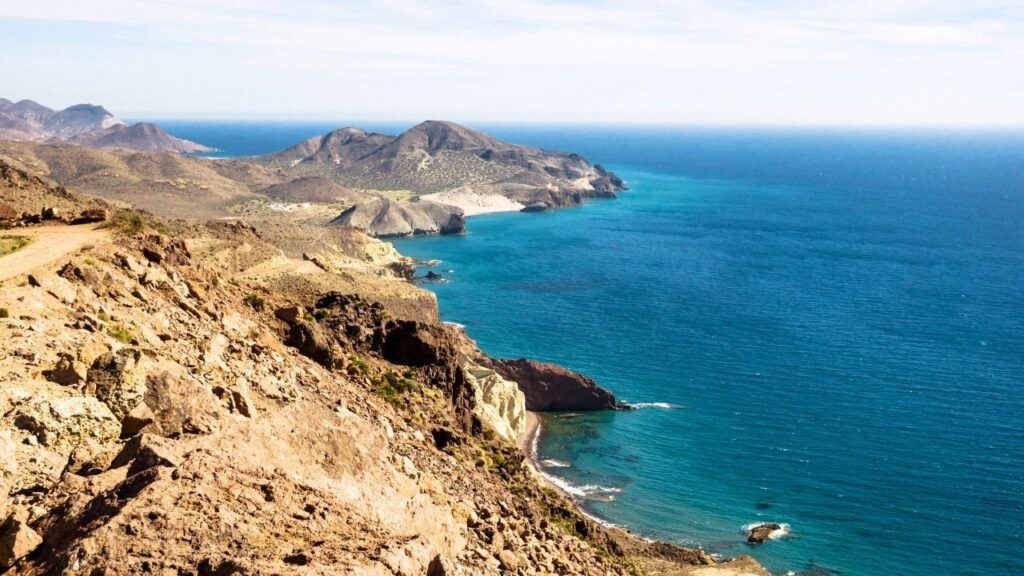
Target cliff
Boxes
[484,358,619,411]
[0,162,769,575]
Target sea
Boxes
[154,120,1024,576]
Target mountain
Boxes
[0,99,212,154]
[68,122,213,154]
[260,120,625,207]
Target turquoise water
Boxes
[155,122,1024,575]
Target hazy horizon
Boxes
[3,1,1023,125]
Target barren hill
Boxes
[261,120,625,201]
[0,98,212,154]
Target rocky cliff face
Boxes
[465,363,527,442]
[484,358,619,411]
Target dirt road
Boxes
[0,224,110,282]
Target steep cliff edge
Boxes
[0,165,770,575]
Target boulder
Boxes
[144,363,222,436]
[120,402,156,438]
[746,523,785,544]
[0,515,42,569]
[70,208,108,224]
[88,349,149,421]
[12,397,120,450]
[284,320,336,368]
[0,203,17,222]
[482,358,617,411]
[43,352,87,386]
[274,306,303,324]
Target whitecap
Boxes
[539,471,623,502]
[442,321,465,329]
[624,402,684,409]
[541,459,571,468]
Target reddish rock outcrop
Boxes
[483,357,618,411]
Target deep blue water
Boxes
[153,121,1024,576]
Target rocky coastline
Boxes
[0,149,769,575]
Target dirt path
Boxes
[0,224,110,281]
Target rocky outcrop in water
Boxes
[483,357,619,411]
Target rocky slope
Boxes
[0,163,770,576]
[0,99,211,154]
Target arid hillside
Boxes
[0,161,768,575]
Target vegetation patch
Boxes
[0,308,9,319]
[0,236,31,257]
[372,369,420,406]
[243,293,266,311]
[107,324,133,344]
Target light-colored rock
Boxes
[88,349,149,421]
[464,363,526,442]
[12,396,119,450]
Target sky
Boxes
[1,0,1022,125]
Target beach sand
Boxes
[422,189,525,216]
[518,411,541,454]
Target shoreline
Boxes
[421,189,525,216]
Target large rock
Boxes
[0,514,42,569]
[12,396,120,450]
[482,358,617,411]
[746,523,787,543]
[88,349,149,421]
[330,198,465,238]
[143,361,222,436]
[464,363,526,441]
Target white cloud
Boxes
[0,0,1021,123]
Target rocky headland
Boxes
[0,157,769,575]
[0,99,211,154]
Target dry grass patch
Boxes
[0,236,31,257]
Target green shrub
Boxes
[0,308,9,319]
[108,324,133,343]
[373,370,420,405]
[243,293,265,311]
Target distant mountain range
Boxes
[0,98,212,153]
[0,116,625,237]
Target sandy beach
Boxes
[517,410,542,454]
[422,188,525,216]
